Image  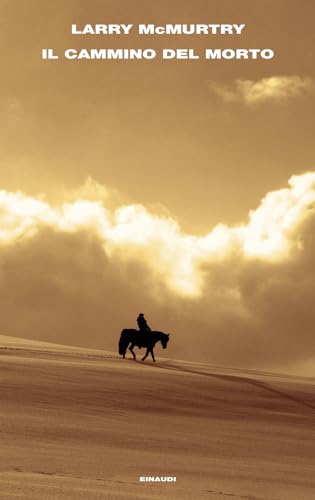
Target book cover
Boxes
[1,1,315,499]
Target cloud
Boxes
[1,172,315,373]
[209,76,314,105]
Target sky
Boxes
[1,0,315,373]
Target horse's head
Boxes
[161,333,170,349]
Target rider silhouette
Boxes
[137,313,151,334]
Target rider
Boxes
[137,313,151,335]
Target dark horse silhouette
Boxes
[118,329,170,362]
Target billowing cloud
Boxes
[209,76,314,105]
[1,172,315,373]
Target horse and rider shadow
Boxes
[118,313,170,362]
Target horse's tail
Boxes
[118,329,130,356]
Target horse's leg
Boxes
[150,348,156,362]
[129,343,136,360]
[141,348,149,361]
[123,342,128,359]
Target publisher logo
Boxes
[139,476,176,483]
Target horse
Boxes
[118,329,170,362]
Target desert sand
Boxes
[0,334,314,500]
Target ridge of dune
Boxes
[0,333,314,383]
[0,333,112,355]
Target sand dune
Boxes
[0,335,314,499]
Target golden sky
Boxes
[2,0,315,230]
[1,0,315,372]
